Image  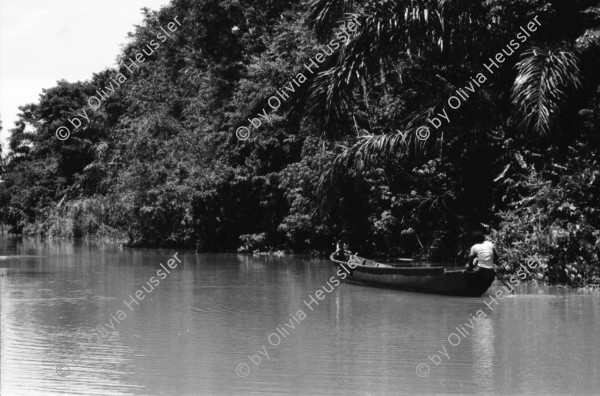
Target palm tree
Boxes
[306,0,587,171]
[306,0,493,136]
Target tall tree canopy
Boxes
[2,0,599,286]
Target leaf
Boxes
[511,47,582,135]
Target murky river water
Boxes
[1,236,599,395]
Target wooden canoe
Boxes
[330,252,495,297]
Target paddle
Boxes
[495,272,516,294]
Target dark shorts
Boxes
[475,266,495,275]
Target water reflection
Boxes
[471,317,495,387]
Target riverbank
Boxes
[2,231,599,289]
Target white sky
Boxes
[0,0,172,152]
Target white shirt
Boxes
[470,241,495,269]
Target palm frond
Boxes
[307,0,491,135]
[511,47,582,135]
[329,127,433,175]
[307,0,356,39]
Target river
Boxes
[1,236,599,395]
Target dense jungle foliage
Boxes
[1,0,599,286]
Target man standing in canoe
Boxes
[466,231,498,274]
